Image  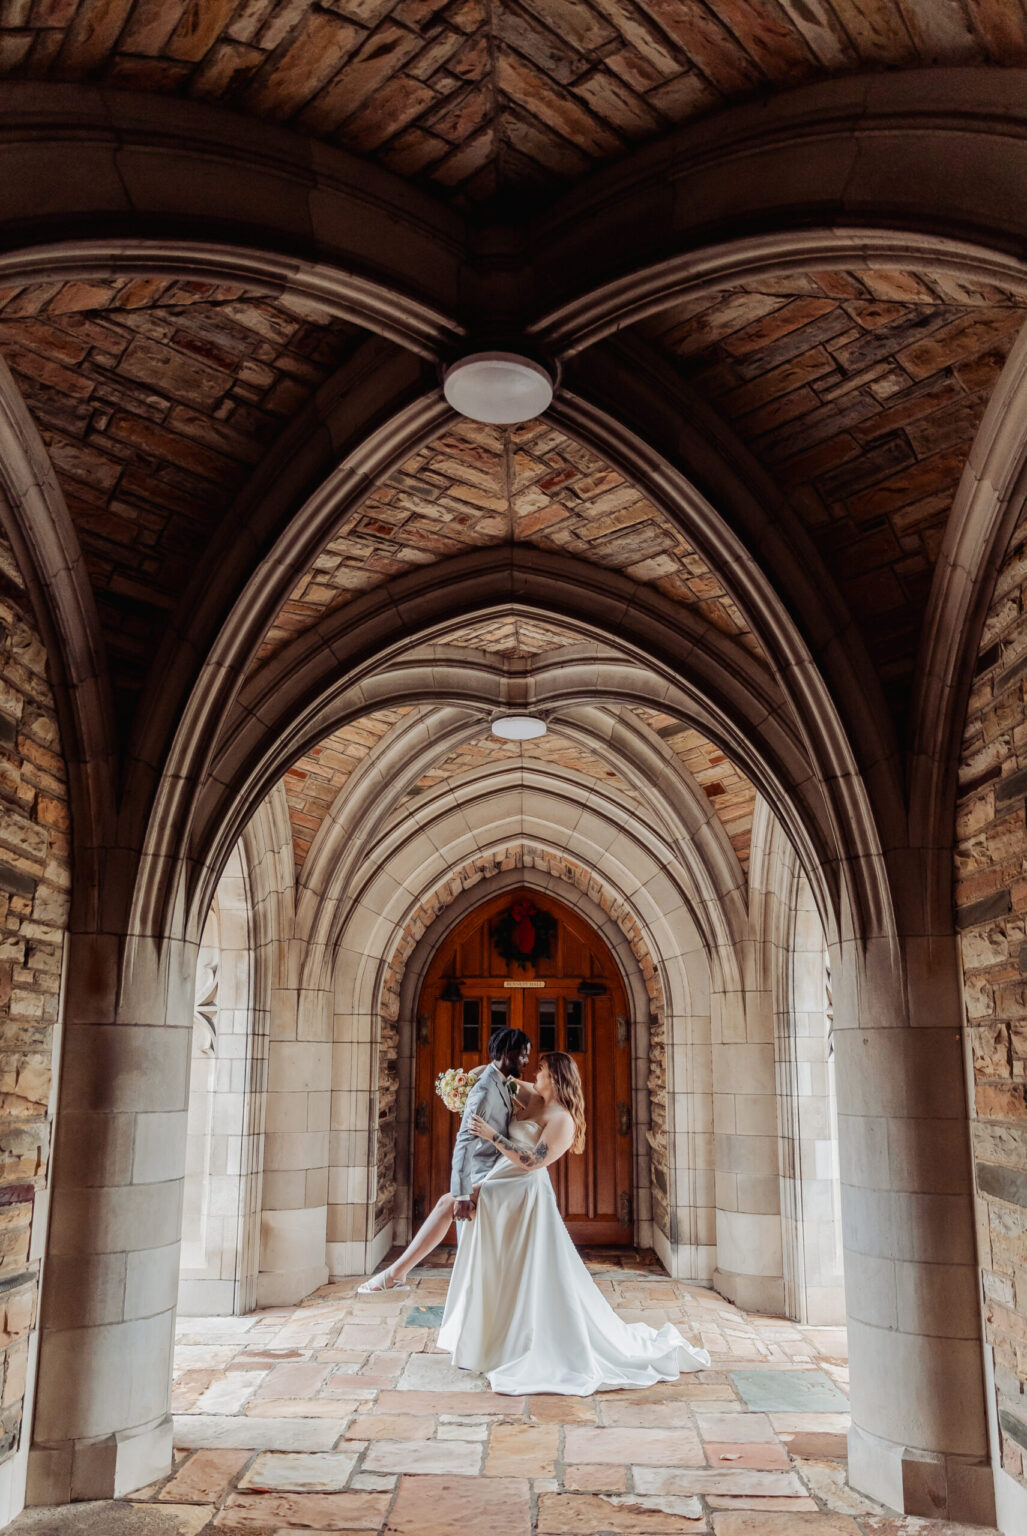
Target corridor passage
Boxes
[12,1257,997,1536]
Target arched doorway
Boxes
[413,889,633,1245]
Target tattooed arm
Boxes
[469,1110,573,1170]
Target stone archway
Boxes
[378,845,674,1269]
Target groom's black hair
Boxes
[490,1026,531,1062]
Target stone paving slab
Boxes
[16,1257,1000,1536]
[239,1452,362,1492]
[172,1415,344,1451]
[730,1369,851,1412]
[9,1506,211,1535]
[404,1305,445,1326]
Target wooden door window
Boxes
[461,999,480,1054]
[538,998,557,1053]
[565,998,585,1054]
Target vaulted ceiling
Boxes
[279,699,757,881]
[1,1,1023,208]
[0,274,362,721]
[258,417,755,664]
[2,2,1026,944]
[642,267,1027,722]
[398,727,643,806]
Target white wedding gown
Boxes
[437,1119,711,1394]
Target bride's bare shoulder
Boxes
[540,1104,574,1134]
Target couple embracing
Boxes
[359,1027,709,1396]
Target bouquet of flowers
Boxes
[435,1063,485,1114]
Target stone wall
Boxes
[0,536,68,1466]
[956,508,1027,1489]
[646,1005,669,1237]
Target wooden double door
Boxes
[414,889,633,1245]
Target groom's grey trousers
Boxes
[450,1062,513,1201]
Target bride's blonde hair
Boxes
[541,1052,586,1153]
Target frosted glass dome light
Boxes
[444,352,553,424]
[491,715,547,741]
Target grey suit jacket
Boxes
[450,1062,513,1200]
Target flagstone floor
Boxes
[12,1253,1000,1535]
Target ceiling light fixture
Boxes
[491,715,547,741]
[444,352,554,424]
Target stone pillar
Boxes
[662,1004,715,1283]
[256,983,329,1305]
[837,931,995,1524]
[27,933,191,1503]
[776,882,845,1325]
[178,856,268,1317]
[711,969,784,1313]
[327,996,382,1279]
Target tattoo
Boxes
[492,1132,549,1169]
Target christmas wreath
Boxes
[493,898,557,969]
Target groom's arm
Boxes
[450,1071,495,1199]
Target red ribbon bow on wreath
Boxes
[510,898,537,955]
[494,899,557,969]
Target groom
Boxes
[356,1026,531,1290]
[451,1027,532,1220]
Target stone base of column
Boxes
[258,1206,328,1305]
[26,1416,173,1505]
[256,1262,329,1307]
[713,1266,785,1315]
[848,1423,996,1524]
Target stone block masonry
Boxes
[0,536,68,1472]
[957,508,1027,1491]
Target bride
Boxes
[437,1050,710,1395]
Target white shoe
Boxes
[356,1267,409,1294]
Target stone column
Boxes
[837,930,995,1523]
[256,983,330,1305]
[327,994,383,1279]
[27,933,192,1503]
[711,966,784,1313]
[776,882,845,1325]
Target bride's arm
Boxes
[469,1110,573,1170]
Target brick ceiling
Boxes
[0,274,362,727]
[258,416,755,662]
[439,614,588,654]
[639,267,1027,731]
[400,727,642,805]
[281,704,754,879]
[632,705,755,869]
[4,263,1022,764]
[2,2,1024,208]
[284,706,414,872]
[282,711,642,879]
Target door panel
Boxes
[413,889,633,1245]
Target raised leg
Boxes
[390,1193,458,1282]
[358,1193,460,1292]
